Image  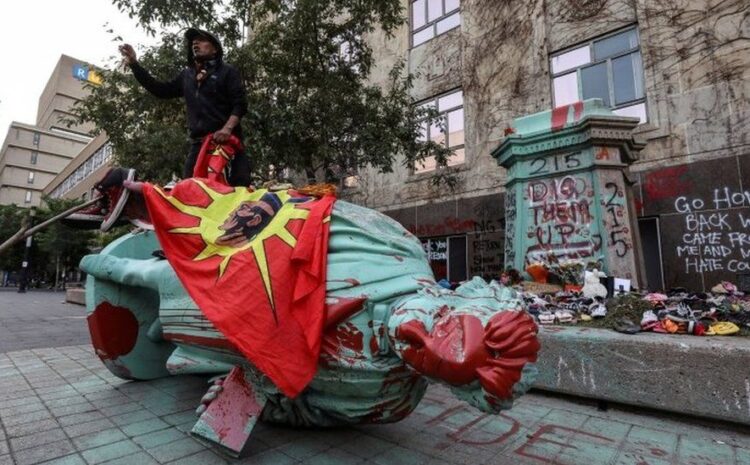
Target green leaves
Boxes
[71,0,455,187]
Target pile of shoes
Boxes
[635,282,749,336]
[519,280,749,337]
[521,290,608,325]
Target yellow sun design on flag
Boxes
[154,180,310,313]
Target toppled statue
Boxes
[77,157,540,456]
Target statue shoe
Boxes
[62,168,135,231]
[99,168,135,232]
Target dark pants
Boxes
[183,141,252,187]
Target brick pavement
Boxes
[1,292,750,464]
[0,290,90,352]
[0,344,748,465]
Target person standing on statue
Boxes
[118,28,251,186]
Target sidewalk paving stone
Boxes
[6,419,60,439]
[100,451,159,465]
[165,449,229,465]
[12,439,76,465]
[36,454,86,465]
[145,437,205,463]
[71,428,128,450]
[61,418,116,438]
[9,428,68,451]
[131,428,185,450]
[80,439,141,465]
[120,418,170,437]
[0,338,748,465]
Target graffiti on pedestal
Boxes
[523,174,601,264]
[504,189,517,268]
[673,188,750,274]
[597,170,637,280]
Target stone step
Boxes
[533,326,750,425]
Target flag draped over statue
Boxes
[141,176,334,398]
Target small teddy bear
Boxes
[582,269,608,299]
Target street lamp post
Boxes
[17,208,36,293]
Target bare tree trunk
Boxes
[0,198,99,255]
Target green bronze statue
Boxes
[79,176,539,456]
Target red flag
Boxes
[142,179,334,398]
[192,135,242,184]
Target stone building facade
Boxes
[0,55,98,207]
[350,0,750,291]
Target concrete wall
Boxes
[356,0,750,290]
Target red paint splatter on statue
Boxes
[87,302,139,361]
[162,333,238,351]
[321,321,367,363]
[324,296,367,330]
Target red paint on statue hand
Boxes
[396,310,541,400]
[478,311,540,400]
[397,314,487,385]
[87,302,139,360]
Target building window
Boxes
[421,235,467,283]
[24,191,32,203]
[415,89,465,173]
[32,132,40,147]
[27,171,35,184]
[411,0,460,47]
[30,151,38,165]
[550,26,647,123]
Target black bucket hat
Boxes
[185,28,223,64]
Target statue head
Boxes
[388,277,540,413]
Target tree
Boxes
[35,198,96,281]
[71,0,453,186]
[0,205,26,273]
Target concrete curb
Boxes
[533,326,750,426]
[65,287,85,305]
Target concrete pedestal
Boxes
[492,99,646,286]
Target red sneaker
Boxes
[62,168,135,231]
[99,168,135,232]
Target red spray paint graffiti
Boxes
[643,166,691,201]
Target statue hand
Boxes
[196,377,225,415]
[396,314,487,385]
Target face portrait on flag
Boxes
[216,193,283,248]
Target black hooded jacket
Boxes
[129,28,247,140]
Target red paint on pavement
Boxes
[87,302,139,360]
[515,424,614,464]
